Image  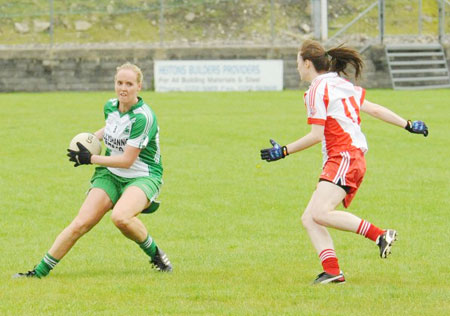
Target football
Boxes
[69,132,102,155]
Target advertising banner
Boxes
[154,60,283,92]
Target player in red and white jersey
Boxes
[261,40,428,284]
[305,71,368,163]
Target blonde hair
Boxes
[115,62,143,84]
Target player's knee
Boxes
[111,211,131,230]
[301,211,314,229]
[68,219,92,238]
[311,211,328,226]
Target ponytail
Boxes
[300,40,364,80]
[327,44,364,80]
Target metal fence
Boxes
[325,0,450,47]
[0,0,448,47]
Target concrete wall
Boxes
[0,44,447,92]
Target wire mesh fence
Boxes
[0,0,448,47]
[441,0,450,42]
[327,0,450,47]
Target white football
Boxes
[69,132,102,155]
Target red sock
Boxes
[357,219,385,242]
[319,249,340,275]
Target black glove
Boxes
[260,139,288,162]
[67,142,92,167]
[405,120,428,137]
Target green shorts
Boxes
[90,167,162,212]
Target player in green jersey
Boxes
[14,63,172,279]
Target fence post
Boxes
[418,0,422,35]
[320,0,327,41]
[312,0,321,40]
[159,0,165,47]
[270,0,275,44]
[378,0,384,44]
[438,0,444,42]
[49,0,54,46]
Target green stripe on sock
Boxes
[35,253,60,277]
[137,235,157,259]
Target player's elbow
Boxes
[311,133,323,144]
[122,160,135,169]
[310,125,325,144]
[316,134,324,142]
[117,157,135,169]
[361,100,382,117]
[366,107,381,117]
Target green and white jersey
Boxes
[103,97,163,179]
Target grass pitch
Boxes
[1,89,449,315]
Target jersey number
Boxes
[341,96,361,125]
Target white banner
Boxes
[154,60,283,92]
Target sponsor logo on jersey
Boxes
[103,134,127,152]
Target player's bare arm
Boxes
[286,124,324,155]
[91,145,141,168]
[361,99,428,136]
[361,99,407,127]
[94,127,105,140]
[260,124,324,162]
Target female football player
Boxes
[15,63,172,278]
[260,40,428,284]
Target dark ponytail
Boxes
[327,44,364,80]
[300,40,364,80]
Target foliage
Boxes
[0,0,446,45]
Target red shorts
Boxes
[319,150,366,208]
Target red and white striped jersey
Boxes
[303,72,368,163]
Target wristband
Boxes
[405,120,412,132]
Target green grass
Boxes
[1,89,449,315]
